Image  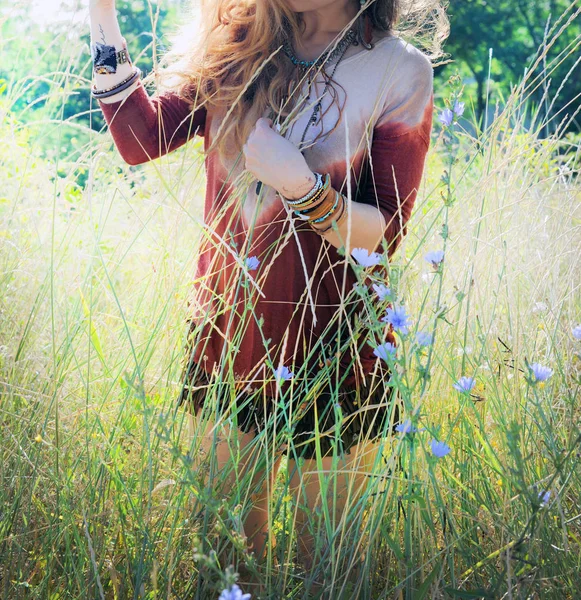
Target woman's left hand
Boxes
[243,117,317,200]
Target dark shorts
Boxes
[177,360,400,461]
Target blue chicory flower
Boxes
[572,325,581,340]
[395,419,425,434]
[439,100,465,127]
[274,365,293,382]
[246,256,260,271]
[373,341,397,362]
[218,583,251,600]
[439,108,454,127]
[538,489,551,507]
[430,439,452,458]
[351,247,383,267]
[416,331,434,347]
[453,100,465,116]
[372,283,391,300]
[424,249,445,268]
[453,376,476,393]
[529,362,553,383]
[381,304,412,335]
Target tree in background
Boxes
[1,0,579,164]
[442,0,580,134]
[0,0,180,163]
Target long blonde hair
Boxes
[148,0,449,164]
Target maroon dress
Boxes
[97,33,434,458]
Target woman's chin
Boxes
[286,0,308,12]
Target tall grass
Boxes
[0,2,580,598]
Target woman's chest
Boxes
[206,59,385,230]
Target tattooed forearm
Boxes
[90,6,137,101]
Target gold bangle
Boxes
[292,187,332,218]
[311,193,348,233]
[287,173,331,209]
[297,186,337,221]
[310,190,342,226]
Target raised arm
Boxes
[90,0,207,165]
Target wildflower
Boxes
[533,302,548,313]
[372,283,391,300]
[538,490,551,507]
[424,249,445,268]
[453,376,476,393]
[453,100,465,117]
[572,325,581,340]
[395,419,425,434]
[439,108,454,127]
[430,439,451,458]
[381,304,412,335]
[415,331,433,347]
[245,256,260,271]
[34,434,43,443]
[373,341,397,362]
[274,365,293,382]
[529,363,553,383]
[218,584,251,600]
[439,99,465,127]
[351,247,382,267]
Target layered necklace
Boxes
[255,27,359,195]
[283,27,358,151]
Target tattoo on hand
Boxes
[282,174,316,199]
[99,24,106,45]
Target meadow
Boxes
[0,2,580,598]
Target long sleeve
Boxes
[357,45,434,259]
[97,79,207,166]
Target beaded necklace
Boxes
[255,28,358,195]
[283,28,358,154]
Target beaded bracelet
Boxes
[292,181,329,210]
[311,190,341,224]
[294,184,335,218]
[91,66,142,99]
[285,172,333,211]
[311,192,349,234]
[295,185,337,221]
[284,172,323,206]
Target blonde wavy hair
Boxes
[147,0,449,165]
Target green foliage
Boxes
[0,2,580,598]
[0,0,179,169]
[442,0,581,132]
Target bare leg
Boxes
[285,439,384,593]
[242,449,285,560]
[184,408,285,591]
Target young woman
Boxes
[90,0,447,586]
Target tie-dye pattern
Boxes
[98,34,434,398]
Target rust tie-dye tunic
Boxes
[98,33,434,404]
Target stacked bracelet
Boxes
[285,172,324,206]
[296,185,336,221]
[311,190,340,224]
[281,171,348,235]
[309,190,349,234]
[91,66,142,99]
